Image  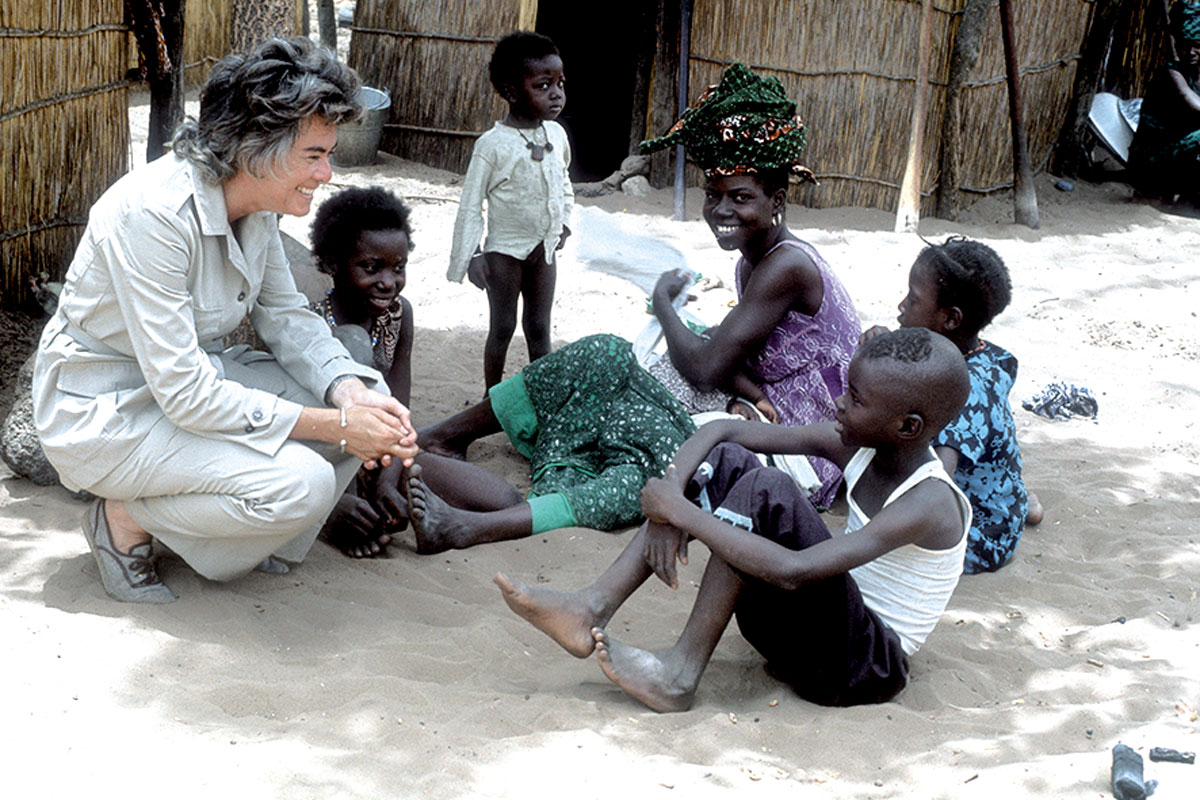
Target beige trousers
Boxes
[85,348,360,581]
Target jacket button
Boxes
[237,291,246,302]
[244,424,255,433]
[252,408,264,421]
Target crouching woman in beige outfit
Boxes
[33,37,417,603]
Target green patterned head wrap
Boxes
[639,63,814,183]
[1171,1,1200,43]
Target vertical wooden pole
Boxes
[318,0,336,50]
[146,0,187,162]
[1000,0,1040,228]
[895,0,934,233]
[674,0,693,222]
[936,0,991,220]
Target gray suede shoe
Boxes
[82,499,177,604]
[254,555,291,574]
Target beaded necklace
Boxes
[315,290,402,371]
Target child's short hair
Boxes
[311,187,413,275]
[918,236,1011,334]
[859,328,970,431]
[489,31,559,96]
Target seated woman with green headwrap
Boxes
[404,64,859,553]
[1129,1,1200,205]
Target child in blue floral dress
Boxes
[865,236,1041,573]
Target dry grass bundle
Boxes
[346,0,534,172]
[680,0,1089,211]
[1,0,128,310]
[1107,0,1172,100]
[183,0,232,85]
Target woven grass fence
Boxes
[683,0,1090,212]
[1,0,129,310]
[346,0,537,173]
[183,0,233,85]
[1107,0,1173,100]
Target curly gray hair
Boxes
[173,36,363,183]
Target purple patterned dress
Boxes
[737,239,861,506]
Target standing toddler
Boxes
[448,31,573,393]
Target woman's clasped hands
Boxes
[330,378,419,468]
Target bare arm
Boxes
[639,418,853,587]
[643,470,961,590]
[651,244,824,392]
[385,296,414,407]
[666,418,855,486]
[1167,68,1200,119]
[934,445,959,476]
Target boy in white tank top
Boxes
[495,328,971,711]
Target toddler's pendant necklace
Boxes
[518,124,553,162]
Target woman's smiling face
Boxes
[702,174,779,251]
[254,116,337,217]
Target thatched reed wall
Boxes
[680,0,1090,211]
[183,0,233,85]
[182,0,303,86]
[1,0,129,310]
[346,0,537,173]
[1107,0,1173,100]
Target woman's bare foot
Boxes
[592,627,696,713]
[1026,492,1044,526]
[493,572,600,658]
[404,463,471,553]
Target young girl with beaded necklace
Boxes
[311,187,522,558]
[309,187,415,556]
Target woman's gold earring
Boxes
[772,210,783,227]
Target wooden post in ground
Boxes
[895,0,935,233]
[999,0,1040,228]
[936,0,991,220]
[674,0,694,222]
[318,0,337,51]
[139,0,187,162]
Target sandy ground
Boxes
[2,83,1199,798]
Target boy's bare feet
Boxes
[493,572,599,658]
[404,463,467,553]
[592,627,696,713]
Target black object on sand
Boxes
[1112,744,1146,800]
[1148,747,1195,764]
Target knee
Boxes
[262,450,340,535]
[331,325,374,366]
[521,314,550,344]
[742,467,798,498]
[488,311,518,342]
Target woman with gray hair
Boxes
[33,37,416,603]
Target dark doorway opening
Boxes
[537,0,658,182]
